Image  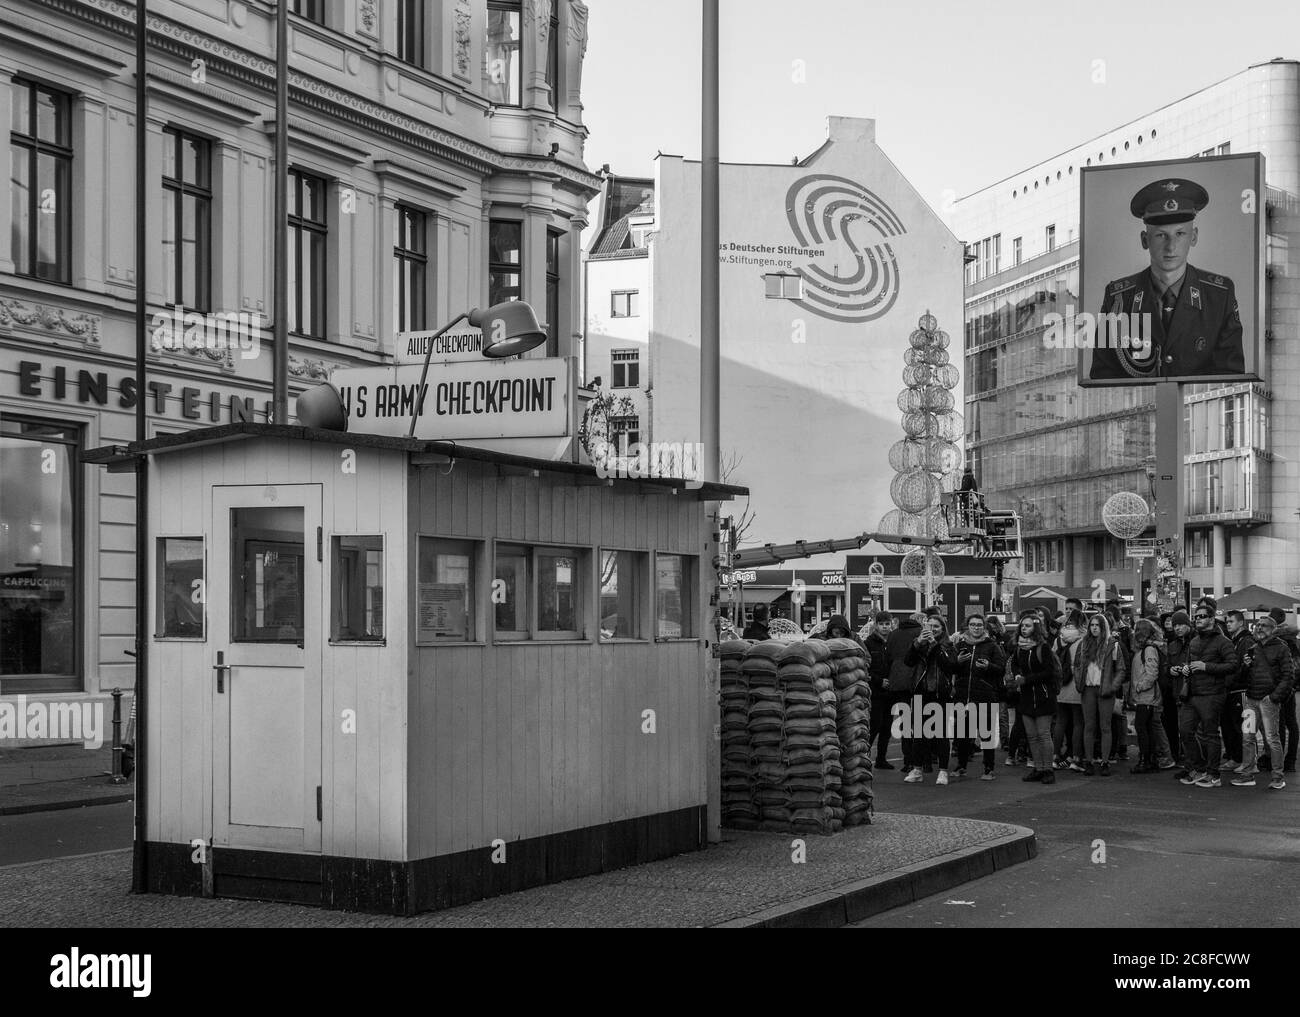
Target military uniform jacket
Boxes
[1090,264,1244,379]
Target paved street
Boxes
[0,801,133,867]
[852,752,1300,927]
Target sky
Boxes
[580,0,1295,224]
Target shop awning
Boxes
[1218,584,1298,613]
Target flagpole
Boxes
[273,0,289,423]
[132,0,149,896]
[701,0,719,484]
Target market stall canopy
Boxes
[1217,584,1297,613]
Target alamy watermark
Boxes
[890,696,1000,745]
[0,695,104,749]
[1042,307,1153,354]
[592,440,706,490]
[151,304,262,360]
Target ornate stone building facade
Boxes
[0,0,601,696]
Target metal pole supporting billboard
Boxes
[701,0,720,484]
[132,0,149,896]
[1153,382,1185,604]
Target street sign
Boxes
[868,562,885,578]
[1126,547,1156,558]
[868,578,885,595]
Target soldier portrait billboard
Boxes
[1078,153,1264,386]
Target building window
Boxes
[1217,142,1231,156]
[611,416,640,453]
[1026,542,1036,573]
[546,228,562,357]
[1223,393,1246,450]
[332,536,384,642]
[1045,224,1056,253]
[417,538,479,643]
[10,79,73,283]
[764,273,803,299]
[545,0,561,105]
[288,169,328,339]
[0,417,80,691]
[398,0,425,66]
[1012,236,1022,267]
[394,206,428,333]
[488,219,522,305]
[599,550,646,640]
[291,0,325,24]
[611,290,640,318]
[162,128,212,311]
[655,554,696,639]
[494,544,587,641]
[611,350,640,388]
[157,537,204,639]
[485,1,522,106]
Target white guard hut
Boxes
[86,423,742,914]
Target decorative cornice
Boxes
[289,355,333,380]
[372,156,468,198]
[0,298,101,345]
[148,66,262,125]
[28,0,602,198]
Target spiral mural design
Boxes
[784,174,907,324]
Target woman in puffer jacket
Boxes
[949,614,1006,780]
[1053,613,1086,772]
[1074,612,1128,776]
[903,614,954,786]
[1126,618,1165,773]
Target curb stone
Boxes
[712,824,1037,928]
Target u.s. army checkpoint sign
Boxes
[330,359,571,441]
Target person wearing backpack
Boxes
[1007,614,1060,784]
[1127,619,1166,773]
[1074,613,1128,776]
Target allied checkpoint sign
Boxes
[394,327,486,365]
[331,358,572,441]
[1078,153,1265,387]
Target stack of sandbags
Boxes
[827,637,873,827]
[719,639,757,829]
[744,641,790,832]
[779,640,843,836]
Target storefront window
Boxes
[0,418,79,690]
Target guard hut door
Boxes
[211,485,323,853]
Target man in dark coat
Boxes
[1171,606,1238,787]
[742,603,770,642]
[1267,607,1299,773]
[863,611,897,769]
[1233,615,1295,789]
[886,612,926,775]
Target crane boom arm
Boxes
[729,531,961,570]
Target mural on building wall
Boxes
[785,175,907,324]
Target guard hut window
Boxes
[162,128,212,312]
[230,507,305,644]
[395,206,428,333]
[493,543,589,642]
[611,290,640,317]
[288,169,328,340]
[489,220,523,305]
[655,554,696,640]
[157,537,205,639]
[332,536,385,642]
[0,417,80,693]
[611,349,640,388]
[417,537,479,643]
[600,550,647,640]
[10,79,72,284]
[485,1,522,106]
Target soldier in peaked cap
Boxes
[1090,178,1245,380]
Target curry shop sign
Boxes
[331,359,572,441]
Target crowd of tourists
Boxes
[847,597,1297,790]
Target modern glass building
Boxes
[952,59,1300,605]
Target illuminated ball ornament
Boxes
[901,548,945,594]
[1102,492,1151,540]
[891,469,939,514]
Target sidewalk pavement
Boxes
[0,814,1035,928]
[0,744,133,816]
